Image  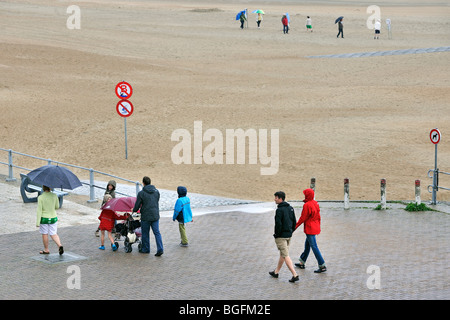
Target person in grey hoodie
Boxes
[132,176,163,256]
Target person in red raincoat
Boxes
[294,188,327,273]
[98,195,129,251]
[282,15,289,34]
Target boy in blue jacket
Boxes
[173,186,193,246]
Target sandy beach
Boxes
[1,0,449,202]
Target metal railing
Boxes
[0,148,141,202]
[427,168,450,205]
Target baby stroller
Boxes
[114,213,142,253]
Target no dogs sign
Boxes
[430,128,441,144]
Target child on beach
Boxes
[172,186,193,247]
[306,16,312,32]
[374,19,381,39]
[98,194,129,251]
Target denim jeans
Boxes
[140,220,163,254]
[299,234,325,267]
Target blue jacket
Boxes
[173,186,193,223]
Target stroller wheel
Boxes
[124,237,132,253]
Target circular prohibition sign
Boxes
[430,128,441,145]
[115,81,133,100]
[116,99,134,117]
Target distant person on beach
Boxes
[294,188,327,273]
[374,19,381,39]
[97,194,129,251]
[269,191,299,283]
[306,16,312,32]
[172,186,193,247]
[239,11,246,29]
[282,15,289,34]
[337,18,344,38]
[36,185,64,255]
[132,176,163,256]
[257,13,263,28]
[96,180,117,237]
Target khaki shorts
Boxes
[275,237,291,258]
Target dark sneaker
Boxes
[314,266,327,273]
[289,275,299,283]
[295,263,305,269]
[154,251,163,257]
[269,271,279,278]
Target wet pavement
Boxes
[0,179,448,300]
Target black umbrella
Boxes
[27,165,82,190]
[335,16,343,24]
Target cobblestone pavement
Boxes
[0,178,448,300]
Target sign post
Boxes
[116,81,134,159]
[429,128,441,204]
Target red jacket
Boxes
[295,189,321,235]
[98,209,128,231]
[282,17,288,26]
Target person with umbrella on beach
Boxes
[252,9,264,29]
[238,10,246,29]
[336,16,344,38]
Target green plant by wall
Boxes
[404,202,434,212]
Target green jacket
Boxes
[36,191,59,227]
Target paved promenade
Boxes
[0,179,448,300]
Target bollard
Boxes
[6,149,16,182]
[415,180,421,205]
[380,178,386,210]
[87,168,98,203]
[310,177,316,191]
[310,177,316,200]
[135,181,141,196]
[344,178,350,210]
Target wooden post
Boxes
[344,178,350,210]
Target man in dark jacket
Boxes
[269,191,299,283]
[337,17,344,38]
[132,176,163,256]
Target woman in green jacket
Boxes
[36,185,64,255]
